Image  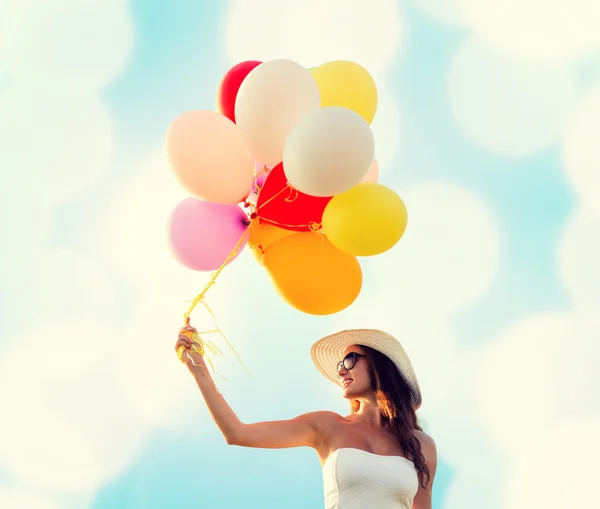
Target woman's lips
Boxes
[342,379,353,388]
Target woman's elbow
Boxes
[223,425,246,446]
[225,432,241,446]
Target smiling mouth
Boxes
[342,380,353,388]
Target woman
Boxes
[175,327,437,509]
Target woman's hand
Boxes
[175,325,206,371]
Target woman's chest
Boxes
[324,420,404,457]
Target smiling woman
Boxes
[175,327,437,509]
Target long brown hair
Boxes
[350,345,430,490]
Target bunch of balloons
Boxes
[165,58,408,316]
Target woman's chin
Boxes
[341,386,358,399]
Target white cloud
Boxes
[475,312,600,458]
[0,0,133,92]
[410,0,468,26]
[562,85,600,219]
[0,490,64,509]
[448,37,578,156]
[457,0,600,63]
[225,0,403,78]
[371,181,501,316]
[0,319,149,495]
[370,85,403,173]
[504,418,600,509]
[0,86,114,206]
[558,208,600,311]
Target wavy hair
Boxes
[349,345,430,490]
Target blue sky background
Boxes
[1,1,600,509]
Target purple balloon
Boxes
[168,197,250,271]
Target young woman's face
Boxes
[337,345,372,399]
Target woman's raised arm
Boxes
[177,330,336,450]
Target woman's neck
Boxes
[354,397,383,427]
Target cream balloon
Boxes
[283,106,375,197]
[165,110,254,204]
[234,59,321,165]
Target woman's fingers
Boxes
[175,327,204,367]
[176,335,192,351]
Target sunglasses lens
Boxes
[343,352,357,370]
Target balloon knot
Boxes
[250,212,258,220]
[243,201,250,208]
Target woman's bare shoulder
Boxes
[413,429,437,465]
[301,410,345,425]
[413,429,434,445]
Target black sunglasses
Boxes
[336,352,365,374]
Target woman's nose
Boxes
[337,364,348,377]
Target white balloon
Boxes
[283,106,375,197]
[235,59,321,165]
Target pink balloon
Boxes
[362,158,380,183]
[168,197,249,271]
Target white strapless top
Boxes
[322,448,419,509]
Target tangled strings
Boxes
[176,163,322,378]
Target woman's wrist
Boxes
[189,361,212,380]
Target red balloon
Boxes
[256,163,332,232]
[216,60,262,123]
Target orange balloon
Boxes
[247,220,294,263]
[262,232,363,315]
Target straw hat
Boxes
[311,329,422,409]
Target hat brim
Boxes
[311,329,422,410]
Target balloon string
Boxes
[255,183,297,211]
[251,172,320,230]
[246,171,321,230]
[251,161,299,212]
[251,164,270,194]
[177,162,319,376]
[176,220,253,379]
[255,217,322,232]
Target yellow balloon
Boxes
[311,60,378,124]
[322,183,408,256]
[247,220,294,264]
[262,232,363,315]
